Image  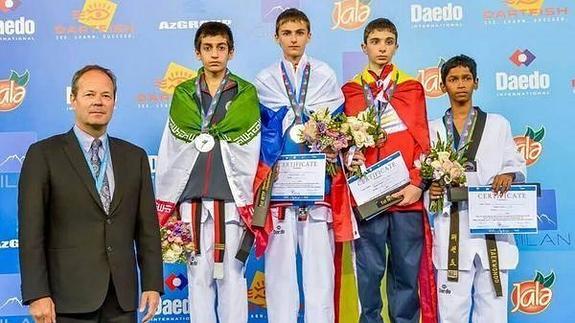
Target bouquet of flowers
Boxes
[160,215,195,264]
[298,107,349,175]
[415,133,467,213]
[340,107,386,176]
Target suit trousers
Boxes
[354,210,423,323]
[56,278,136,323]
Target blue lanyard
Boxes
[445,107,477,152]
[78,136,110,192]
[280,62,311,124]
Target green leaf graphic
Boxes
[543,272,555,288]
[534,271,545,284]
[533,127,545,142]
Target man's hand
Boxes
[29,297,55,323]
[491,173,514,195]
[343,149,366,171]
[139,291,160,323]
[429,181,444,200]
[391,184,423,206]
[323,147,338,163]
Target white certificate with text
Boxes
[468,185,538,234]
[271,154,326,201]
[347,151,410,206]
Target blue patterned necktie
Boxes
[89,139,111,214]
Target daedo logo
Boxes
[483,0,569,25]
[416,58,446,98]
[511,271,555,314]
[0,0,21,13]
[331,0,371,31]
[0,70,29,112]
[513,126,544,166]
[165,273,188,291]
[137,62,196,109]
[410,3,464,29]
[495,49,550,96]
[510,49,536,67]
[54,0,134,40]
[0,15,35,42]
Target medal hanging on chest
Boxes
[193,70,229,152]
[281,62,311,144]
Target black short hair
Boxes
[441,55,477,84]
[71,65,117,98]
[363,18,398,44]
[194,21,234,52]
[275,8,310,36]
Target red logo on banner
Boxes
[514,126,544,166]
[416,59,446,99]
[0,70,29,112]
[511,271,555,314]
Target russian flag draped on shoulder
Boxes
[341,64,438,323]
[251,54,359,257]
[155,70,261,232]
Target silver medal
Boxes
[194,133,215,152]
[289,124,305,143]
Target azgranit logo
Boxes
[0,70,29,112]
[416,58,446,99]
[332,0,371,31]
[511,271,555,314]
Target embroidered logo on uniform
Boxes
[438,284,452,295]
[273,225,285,235]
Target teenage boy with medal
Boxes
[155,22,261,323]
[428,55,526,323]
[341,18,437,323]
[252,8,357,323]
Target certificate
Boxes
[271,154,326,201]
[347,151,410,206]
[468,185,538,234]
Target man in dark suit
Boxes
[18,65,163,323]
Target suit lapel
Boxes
[62,130,106,212]
[108,138,125,215]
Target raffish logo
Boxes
[332,0,371,31]
[155,62,197,95]
[0,0,21,13]
[511,271,555,314]
[247,271,266,308]
[0,70,29,112]
[416,58,446,98]
[514,126,544,166]
[77,0,117,32]
[510,49,536,67]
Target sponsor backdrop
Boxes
[1,0,573,322]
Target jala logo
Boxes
[158,19,231,31]
[410,3,463,27]
[416,58,446,98]
[514,126,544,166]
[332,0,371,31]
[0,0,21,13]
[496,50,550,96]
[0,70,29,112]
[511,271,555,314]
